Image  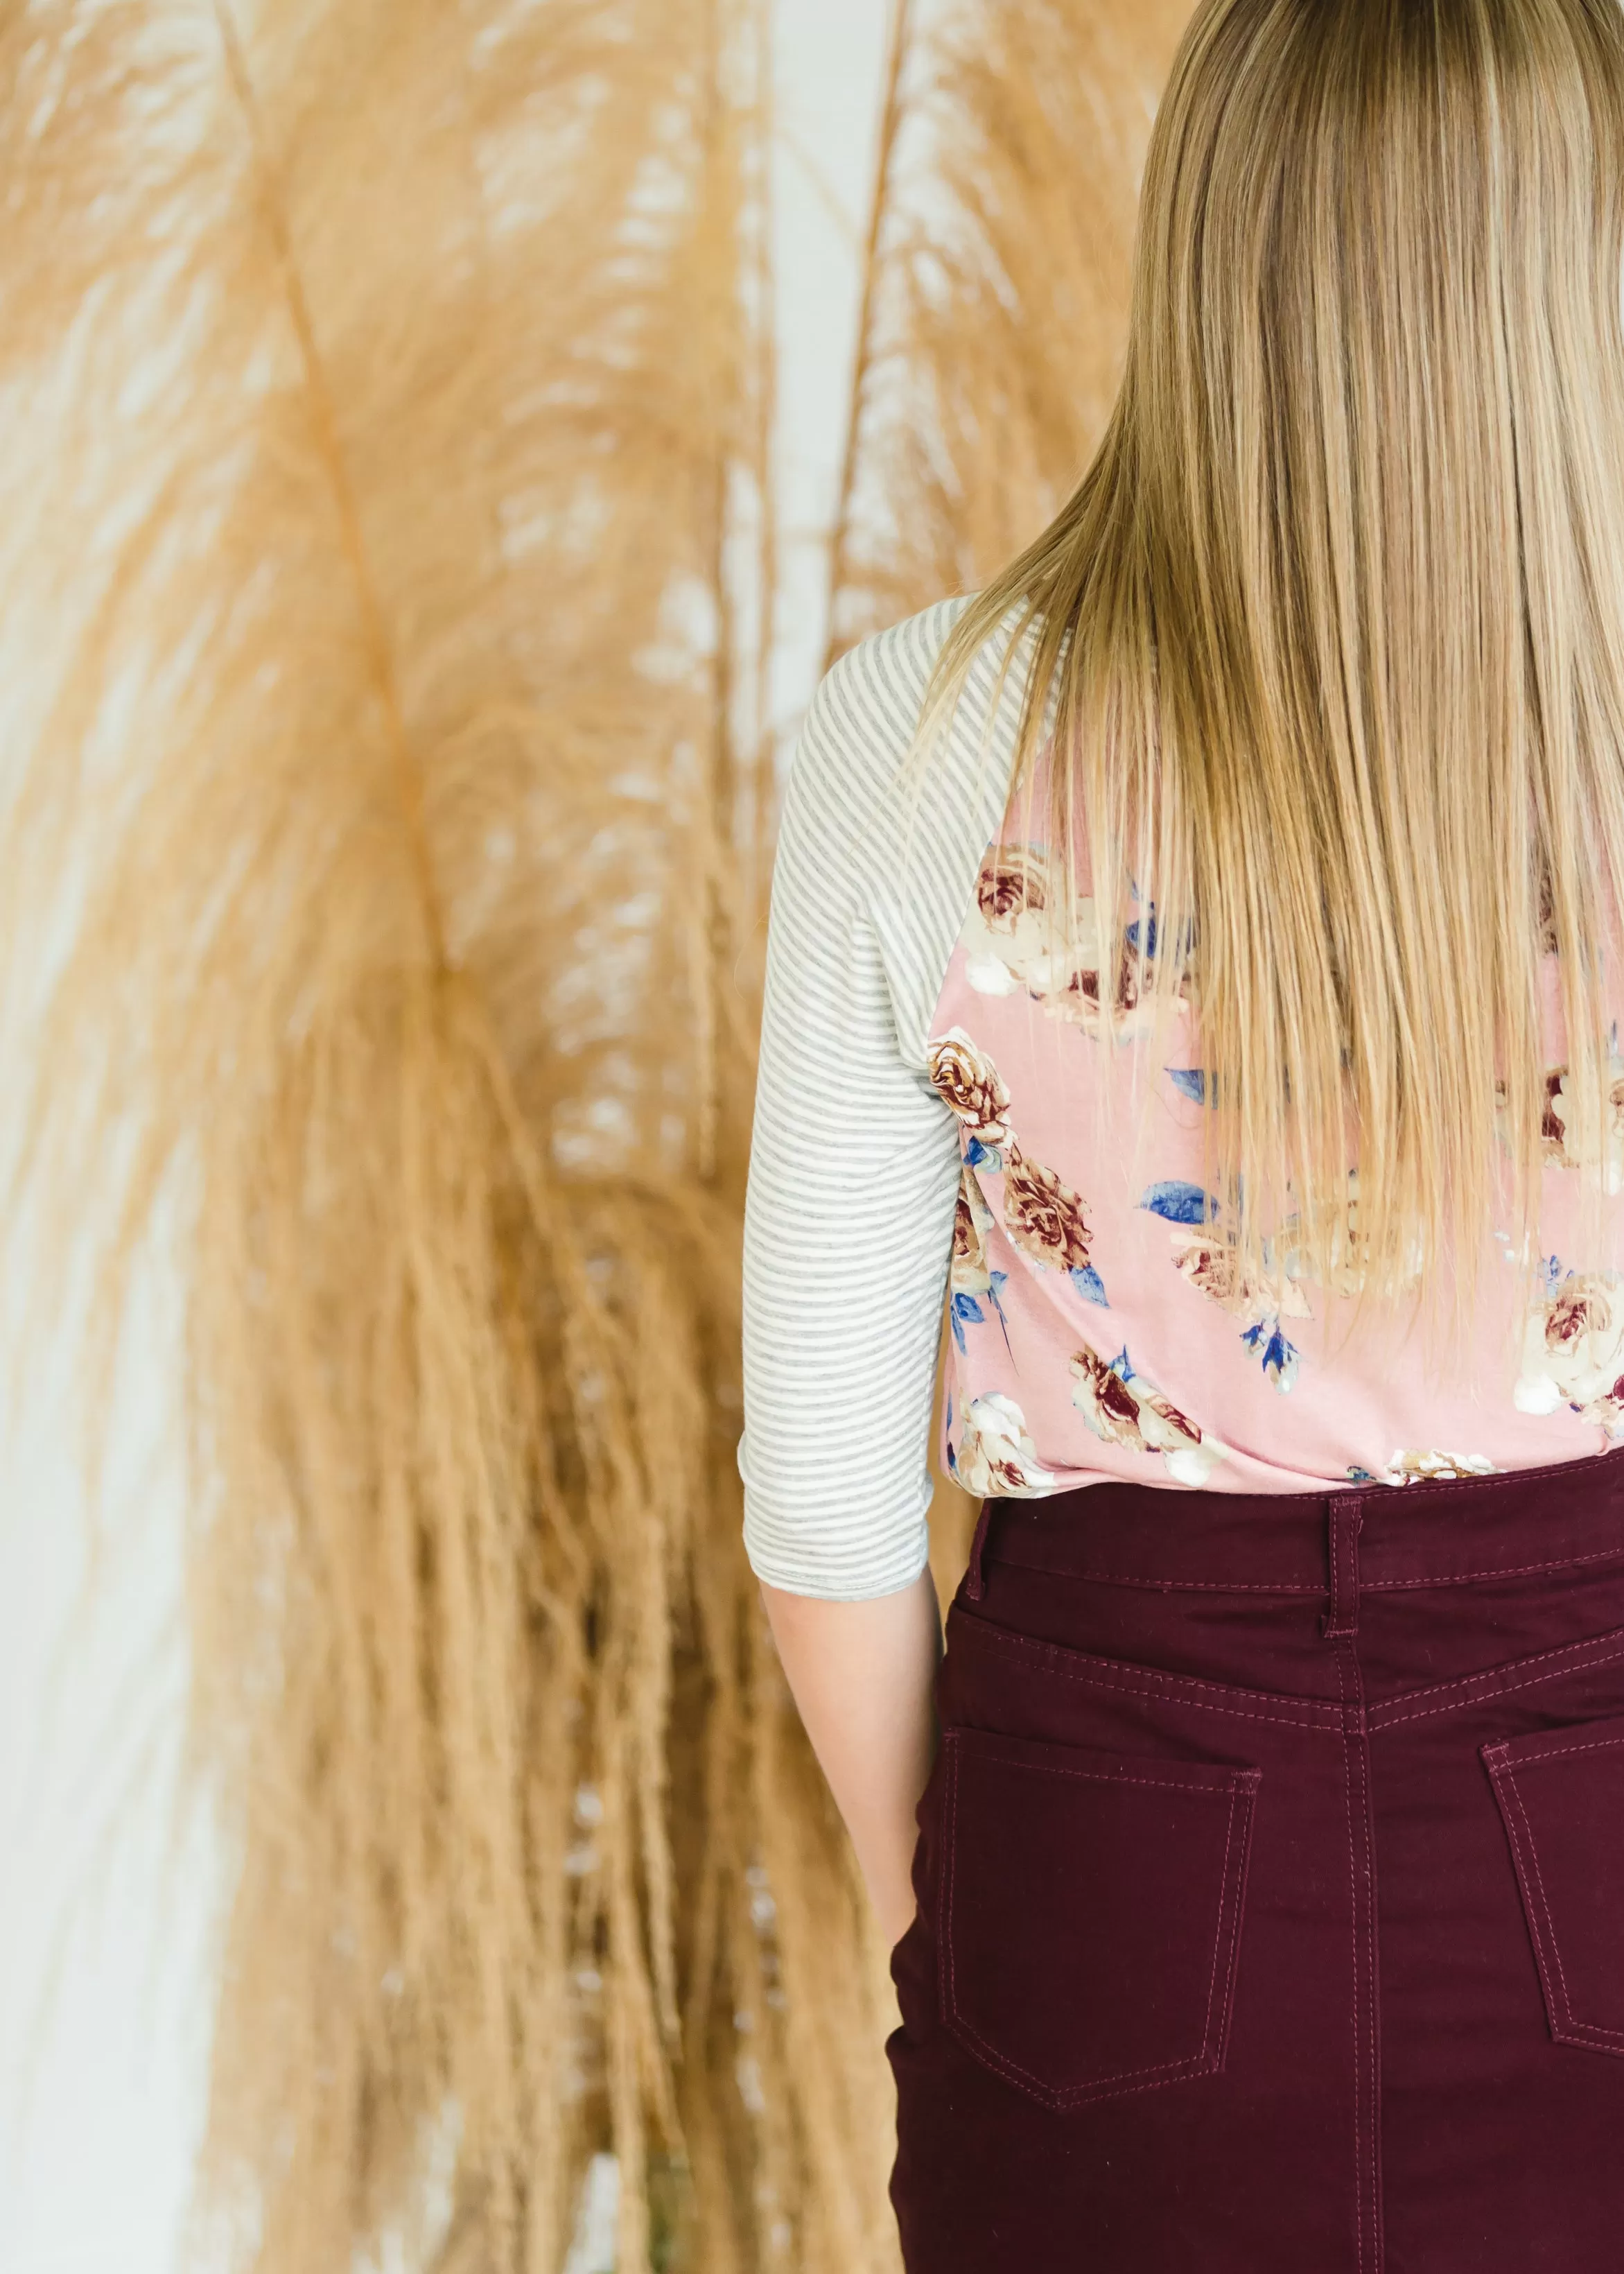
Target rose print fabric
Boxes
[929,832,1624,1500]
[740,598,1624,1602]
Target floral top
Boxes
[930,843,1624,1504]
[737,598,1624,1601]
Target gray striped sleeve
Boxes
[737,596,1031,1599]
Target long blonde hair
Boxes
[927,0,1624,1351]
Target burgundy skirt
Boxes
[888,1445,1624,2272]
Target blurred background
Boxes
[0,3,1187,2269]
[1,13,892,2268]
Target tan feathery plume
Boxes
[828,0,1194,660]
[0,2,899,2268]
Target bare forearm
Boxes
[758,1565,943,1948]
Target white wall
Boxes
[0,10,892,2271]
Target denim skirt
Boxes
[888,1444,1624,2271]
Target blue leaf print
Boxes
[1140,1180,1221,1225]
[1262,1329,1300,1392]
[1243,1317,1300,1391]
[950,1290,985,1353]
[966,1136,1004,1173]
[1165,1068,1208,1104]
[1069,1264,1110,1308]
[1126,914,1159,960]
[1347,1466,1378,1484]
[986,1269,1015,1355]
[1109,1346,1134,1380]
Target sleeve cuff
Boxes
[740,1505,933,1603]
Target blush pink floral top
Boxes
[929,837,1624,1504]
[739,598,1624,1601]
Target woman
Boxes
[740,1,1624,2265]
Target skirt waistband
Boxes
[974,1439,1624,1597]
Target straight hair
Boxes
[919,0,1624,1359]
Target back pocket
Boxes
[1485,1714,1624,2056]
[937,1724,1260,2111]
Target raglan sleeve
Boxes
[737,636,966,1600]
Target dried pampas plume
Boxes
[0,0,1182,2266]
[828,0,1194,659]
[1,1,898,2268]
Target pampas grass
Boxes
[1,3,898,2268]
[0,0,1180,2266]
[827,0,1194,658]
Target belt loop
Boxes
[1322,1495,1364,1639]
[963,1498,995,1602]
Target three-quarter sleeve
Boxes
[737,599,1020,1598]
